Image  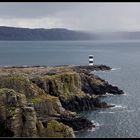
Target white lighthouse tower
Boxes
[89,55,94,66]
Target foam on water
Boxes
[87,127,96,132]
[102,92,128,97]
[111,105,127,109]
[121,92,128,96]
[91,121,103,127]
[94,122,101,127]
[99,111,115,114]
[101,93,116,96]
[111,67,121,71]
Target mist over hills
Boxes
[0,26,140,40]
[96,31,140,40]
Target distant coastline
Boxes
[0,26,96,41]
[0,26,140,41]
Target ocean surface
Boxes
[0,40,140,138]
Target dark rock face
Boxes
[80,72,124,96]
[56,115,94,131]
[104,84,124,95]
[0,121,14,137]
[60,95,114,112]
[73,64,111,72]
[60,95,98,112]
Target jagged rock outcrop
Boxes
[31,68,121,112]
[73,64,111,72]
[30,71,84,100]
[60,94,114,112]
[79,71,124,95]
[56,115,94,131]
[0,65,124,137]
[44,120,75,138]
[0,88,75,137]
[0,74,72,117]
[0,88,39,137]
[0,72,93,136]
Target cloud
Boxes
[0,2,79,19]
[0,2,140,31]
[0,17,68,29]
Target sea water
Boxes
[0,40,140,137]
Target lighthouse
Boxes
[89,55,94,66]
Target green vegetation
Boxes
[44,120,74,137]
[27,94,58,104]
[0,74,46,98]
[39,71,85,100]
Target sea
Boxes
[0,40,140,138]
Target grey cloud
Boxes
[0,2,80,18]
[0,2,140,31]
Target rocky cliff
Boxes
[0,88,75,137]
[0,65,124,137]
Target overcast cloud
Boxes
[0,2,140,32]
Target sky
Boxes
[0,2,140,32]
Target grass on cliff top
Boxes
[0,74,47,98]
[0,66,75,77]
[27,94,58,104]
[0,66,91,101]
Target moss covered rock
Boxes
[31,70,105,112]
[32,95,66,117]
[0,74,45,97]
[31,72,85,101]
[0,74,75,120]
[44,120,75,138]
[0,88,52,137]
[0,88,27,121]
[0,65,124,138]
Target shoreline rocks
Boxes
[0,64,124,137]
[56,115,95,131]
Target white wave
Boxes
[122,93,128,96]
[103,92,128,96]
[91,120,103,127]
[100,92,122,96]
[87,127,96,132]
[111,105,127,109]
[94,122,101,127]
[91,120,95,124]
[99,111,115,114]
[111,67,121,71]
[121,91,129,96]
[105,92,115,96]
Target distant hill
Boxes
[0,26,98,40]
[0,26,140,41]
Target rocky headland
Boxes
[0,64,124,137]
